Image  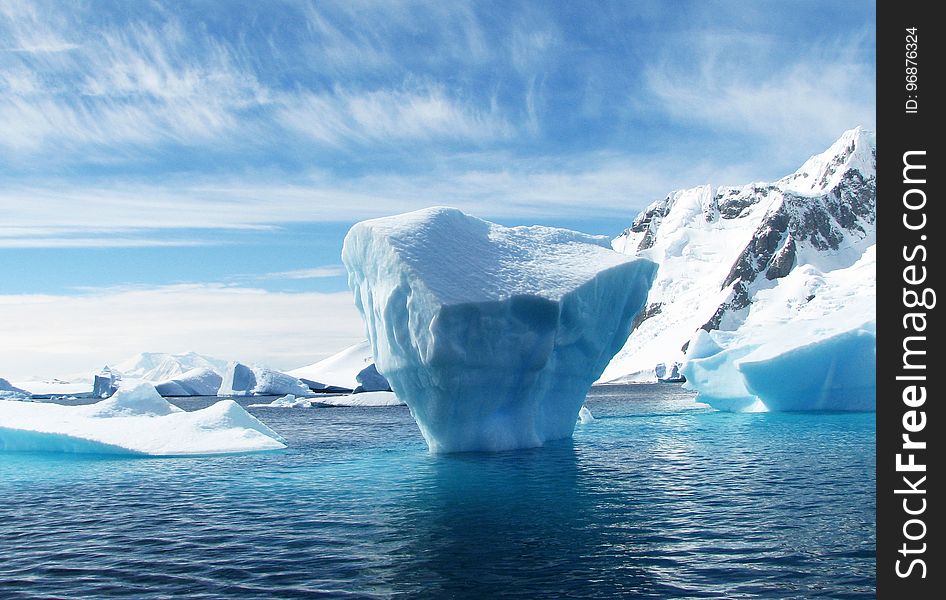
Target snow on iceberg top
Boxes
[343,206,637,305]
[0,382,286,456]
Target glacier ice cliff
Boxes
[342,207,656,452]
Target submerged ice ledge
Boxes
[342,207,656,453]
[0,383,286,456]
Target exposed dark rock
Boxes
[630,302,663,332]
[766,234,796,280]
[618,196,673,252]
[701,282,751,332]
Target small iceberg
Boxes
[218,362,311,397]
[0,378,31,401]
[313,391,404,407]
[249,394,314,408]
[0,382,286,455]
[577,406,594,424]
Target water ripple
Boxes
[0,384,874,598]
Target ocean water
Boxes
[0,384,875,599]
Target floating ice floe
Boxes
[342,207,656,452]
[682,247,876,411]
[0,382,286,455]
[249,394,313,408]
[218,362,311,397]
[313,391,404,407]
[577,406,594,424]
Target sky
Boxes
[0,0,876,380]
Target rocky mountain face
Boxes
[600,127,876,383]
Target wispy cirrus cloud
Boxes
[0,1,519,161]
[0,149,772,247]
[277,84,513,147]
[643,30,875,160]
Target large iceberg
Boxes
[218,362,311,397]
[342,207,656,452]
[682,246,876,411]
[0,382,285,455]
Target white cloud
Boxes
[0,142,812,247]
[0,284,365,380]
[644,33,875,160]
[0,237,216,249]
[258,266,346,280]
[0,8,268,155]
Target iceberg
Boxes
[218,362,311,397]
[92,366,121,398]
[342,207,656,452]
[249,394,313,408]
[288,340,388,392]
[89,352,230,397]
[577,406,594,424]
[154,367,223,397]
[682,246,876,411]
[353,364,391,393]
[313,391,404,407]
[0,382,286,455]
[0,378,31,401]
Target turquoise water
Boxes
[0,385,875,598]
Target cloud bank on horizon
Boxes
[0,0,875,378]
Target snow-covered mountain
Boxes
[600,127,876,383]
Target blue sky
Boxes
[0,0,875,379]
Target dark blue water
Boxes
[0,385,875,599]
